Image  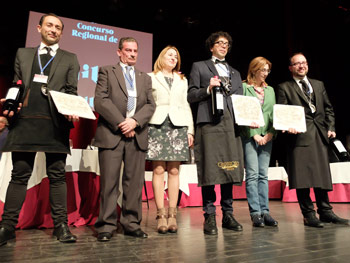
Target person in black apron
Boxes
[277,52,350,227]
[0,13,80,247]
[188,31,244,235]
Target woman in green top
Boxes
[241,57,278,227]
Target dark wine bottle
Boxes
[330,137,350,162]
[2,80,24,116]
[211,76,224,121]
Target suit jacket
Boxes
[14,47,79,129]
[187,59,243,124]
[277,77,335,146]
[93,63,155,151]
[240,83,276,139]
[148,71,194,135]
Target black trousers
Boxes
[1,152,67,231]
[296,188,333,217]
[202,183,233,217]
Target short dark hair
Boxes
[289,52,305,65]
[205,31,232,52]
[118,37,138,50]
[39,13,64,31]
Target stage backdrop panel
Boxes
[25,11,153,110]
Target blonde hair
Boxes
[153,46,184,79]
[0,116,8,126]
[246,56,272,86]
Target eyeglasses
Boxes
[291,61,308,67]
[214,41,230,48]
[258,68,271,74]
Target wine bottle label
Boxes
[333,140,347,153]
[216,93,224,110]
[5,87,20,100]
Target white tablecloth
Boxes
[0,149,100,202]
[2,149,349,202]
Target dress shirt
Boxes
[38,42,59,56]
[212,56,229,77]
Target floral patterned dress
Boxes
[146,76,190,161]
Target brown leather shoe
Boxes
[156,208,168,234]
[168,207,177,233]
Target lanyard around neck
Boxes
[37,47,55,75]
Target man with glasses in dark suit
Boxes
[188,31,245,235]
[277,52,350,228]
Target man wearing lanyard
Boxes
[0,13,80,246]
[277,52,350,227]
[188,31,244,235]
[93,37,155,241]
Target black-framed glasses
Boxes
[214,41,230,48]
[292,61,308,67]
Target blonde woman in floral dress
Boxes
[147,46,194,234]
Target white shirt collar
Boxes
[211,56,225,63]
[39,42,59,55]
[120,62,134,72]
[293,76,308,85]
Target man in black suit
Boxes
[0,13,80,246]
[277,52,350,227]
[188,31,244,235]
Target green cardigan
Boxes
[240,82,276,139]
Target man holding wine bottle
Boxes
[277,52,350,227]
[0,13,80,246]
[187,31,244,235]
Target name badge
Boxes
[33,74,48,84]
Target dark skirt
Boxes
[194,110,244,187]
[146,116,190,161]
[287,130,333,190]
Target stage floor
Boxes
[1,200,350,262]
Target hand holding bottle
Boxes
[2,80,24,117]
[209,76,221,92]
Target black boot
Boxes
[204,214,218,235]
[0,227,16,247]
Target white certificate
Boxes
[49,91,96,120]
[273,104,306,132]
[231,95,265,127]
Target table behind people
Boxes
[1,150,350,229]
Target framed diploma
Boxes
[49,91,96,120]
[273,104,306,132]
[231,95,265,127]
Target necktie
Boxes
[44,47,52,58]
[125,66,135,111]
[299,80,310,100]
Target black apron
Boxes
[2,52,70,154]
[194,109,244,187]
